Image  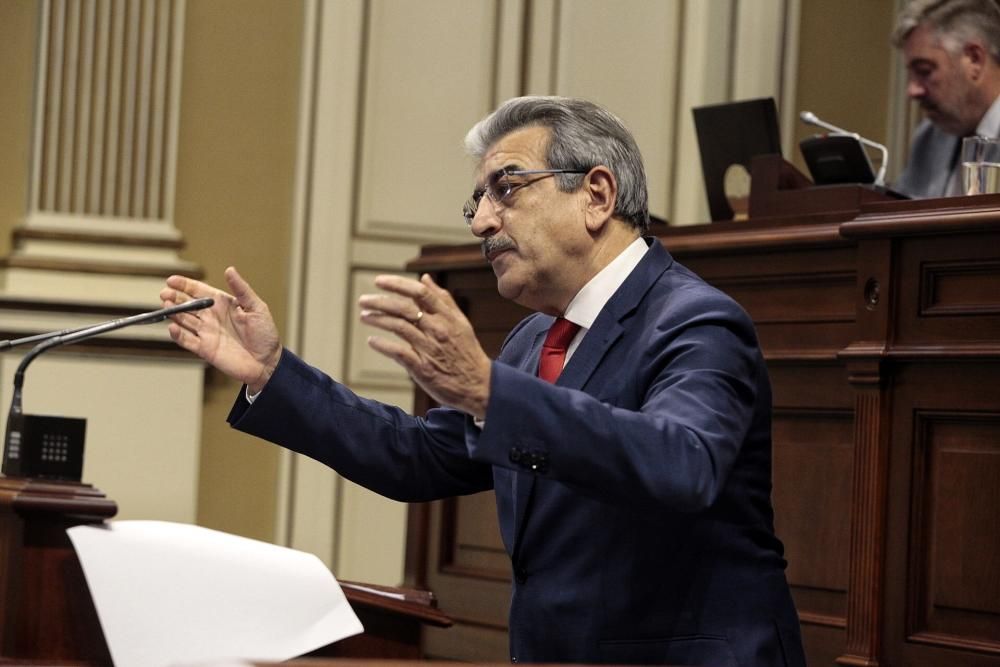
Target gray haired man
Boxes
[163,96,806,666]
[893,0,1000,197]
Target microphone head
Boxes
[800,111,818,124]
[184,297,214,311]
[148,297,215,323]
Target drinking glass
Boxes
[961,135,1000,195]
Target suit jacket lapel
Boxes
[510,240,673,556]
[558,240,672,391]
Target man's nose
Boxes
[470,198,501,238]
[907,79,925,99]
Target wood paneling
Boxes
[898,234,1000,344]
[913,414,1000,638]
[884,360,1000,666]
[773,409,852,600]
[439,492,507,580]
[674,224,856,664]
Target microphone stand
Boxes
[2,297,213,479]
[0,323,106,351]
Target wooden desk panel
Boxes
[843,205,1000,667]
[664,224,857,666]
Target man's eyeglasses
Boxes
[462,168,589,226]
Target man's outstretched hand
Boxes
[359,273,492,419]
[160,267,282,394]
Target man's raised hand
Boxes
[160,267,282,394]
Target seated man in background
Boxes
[161,95,806,666]
[893,0,1000,197]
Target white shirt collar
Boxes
[563,236,649,331]
[977,94,1000,137]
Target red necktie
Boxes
[538,318,580,383]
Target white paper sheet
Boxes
[67,520,363,667]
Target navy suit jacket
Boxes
[893,119,960,198]
[229,240,806,666]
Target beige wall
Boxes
[173,0,304,540]
[793,0,896,176]
[0,0,302,544]
[0,1,38,258]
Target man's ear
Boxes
[963,40,988,80]
[582,166,617,233]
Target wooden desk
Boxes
[403,192,1000,666]
[0,478,115,665]
[0,478,450,664]
[313,582,451,659]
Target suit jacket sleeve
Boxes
[228,348,494,502]
[465,280,766,514]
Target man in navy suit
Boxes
[892,0,1000,197]
[162,96,806,666]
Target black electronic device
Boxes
[692,97,782,221]
[797,110,894,189]
[799,134,877,185]
[3,413,86,480]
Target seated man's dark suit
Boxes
[228,239,806,667]
[894,119,961,198]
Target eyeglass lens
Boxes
[461,168,588,225]
[463,171,513,225]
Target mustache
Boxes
[482,235,515,258]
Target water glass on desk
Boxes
[961,135,1000,195]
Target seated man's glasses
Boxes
[462,168,589,226]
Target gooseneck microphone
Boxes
[2,297,213,479]
[799,111,889,187]
[0,297,213,351]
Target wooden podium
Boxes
[0,477,116,664]
[0,477,450,665]
[404,159,1000,666]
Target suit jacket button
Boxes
[509,448,522,464]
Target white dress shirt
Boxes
[559,236,649,365]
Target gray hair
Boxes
[464,96,650,232]
[892,0,1000,61]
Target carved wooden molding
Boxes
[837,380,891,667]
[844,199,1000,238]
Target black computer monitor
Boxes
[692,97,782,221]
